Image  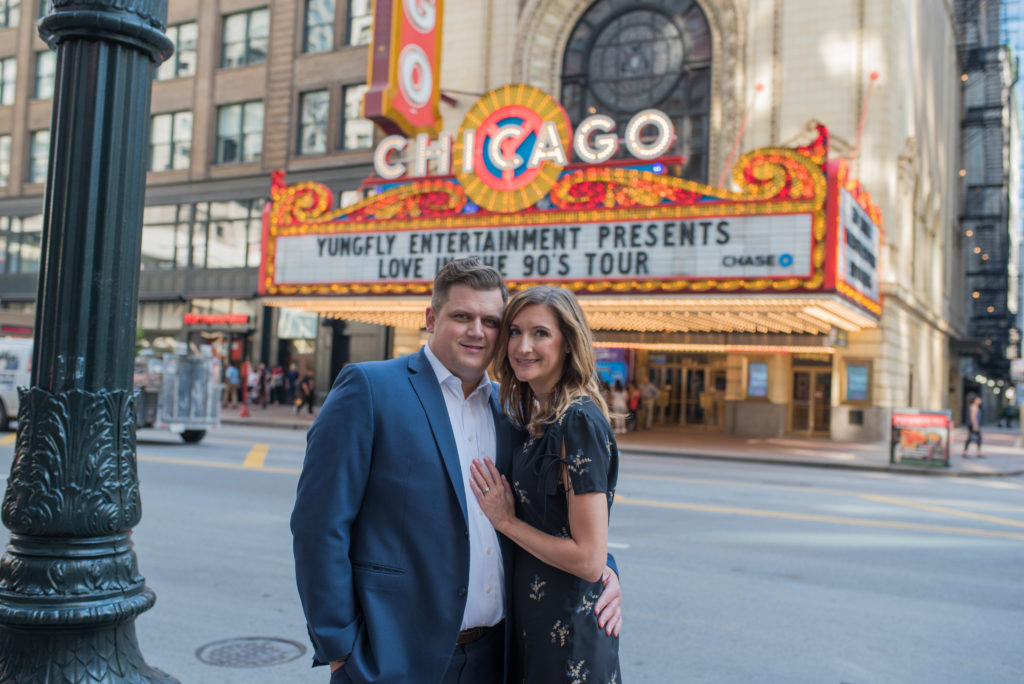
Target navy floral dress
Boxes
[510,396,620,684]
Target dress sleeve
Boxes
[561,402,617,496]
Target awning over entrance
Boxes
[264,292,876,336]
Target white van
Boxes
[0,337,32,431]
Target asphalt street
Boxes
[0,425,1022,683]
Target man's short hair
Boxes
[431,258,508,312]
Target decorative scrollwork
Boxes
[270,176,467,232]
[2,388,140,536]
[732,147,826,202]
[549,169,704,210]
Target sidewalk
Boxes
[221,403,1024,477]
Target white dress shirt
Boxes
[423,344,506,630]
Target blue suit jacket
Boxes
[291,349,523,683]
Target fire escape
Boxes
[957,0,1017,382]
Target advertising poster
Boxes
[595,348,629,386]
[890,410,952,467]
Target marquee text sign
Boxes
[838,188,880,302]
[272,214,814,286]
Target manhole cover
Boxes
[196,637,306,668]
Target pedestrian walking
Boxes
[962,394,984,458]
[295,371,315,415]
[285,362,299,405]
[639,377,659,429]
[610,380,628,433]
[627,382,641,431]
[256,363,269,409]
[270,365,284,404]
[223,364,240,408]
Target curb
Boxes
[619,447,1024,478]
[222,416,314,431]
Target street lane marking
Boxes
[622,473,1024,515]
[614,494,1024,541]
[139,453,300,475]
[860,494,1024,529]
[622,473,863,497]
[243,444,269,469]
[0,434,15,446]
[608,542,630,549]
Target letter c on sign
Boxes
[374,135,408,180]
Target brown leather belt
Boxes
[457,620,504,645]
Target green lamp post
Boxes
[0,1,176,681]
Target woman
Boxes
[470,286,620,683]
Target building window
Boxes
[141,204,187,270]
[29,130,49,184]
[156,22,198,80]
[341,83,372,150]
[0,0,19,29]
[304,0,334,53]
[561,0,712,181]
[221,7,269,68]
[150,111,193,171]
[34,50,55,99]
[0,134,10,186]
[0,57,16,106]
[298,89,329,155]
[215,101,263,164]
[347,0,372,46]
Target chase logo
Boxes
[722,253,794,268]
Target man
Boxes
[291,258,622,683]
[223,363,240,408]
[962,394,984,459]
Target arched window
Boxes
[561,0,711,182]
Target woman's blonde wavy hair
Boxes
[495,286,610,436]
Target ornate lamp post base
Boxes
[0,623,175,684]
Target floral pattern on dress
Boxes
[529,574,546,601]
[567,659,590,683]
[565,448,593,477]
[513,480,531,505]
[550,619,570,647]
[575,590,599,616]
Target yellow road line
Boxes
[614,494,1024,541]
[860,494,1024,530]
[139,453,300,475]
[243,444,269,469]
[0,434,15,446]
